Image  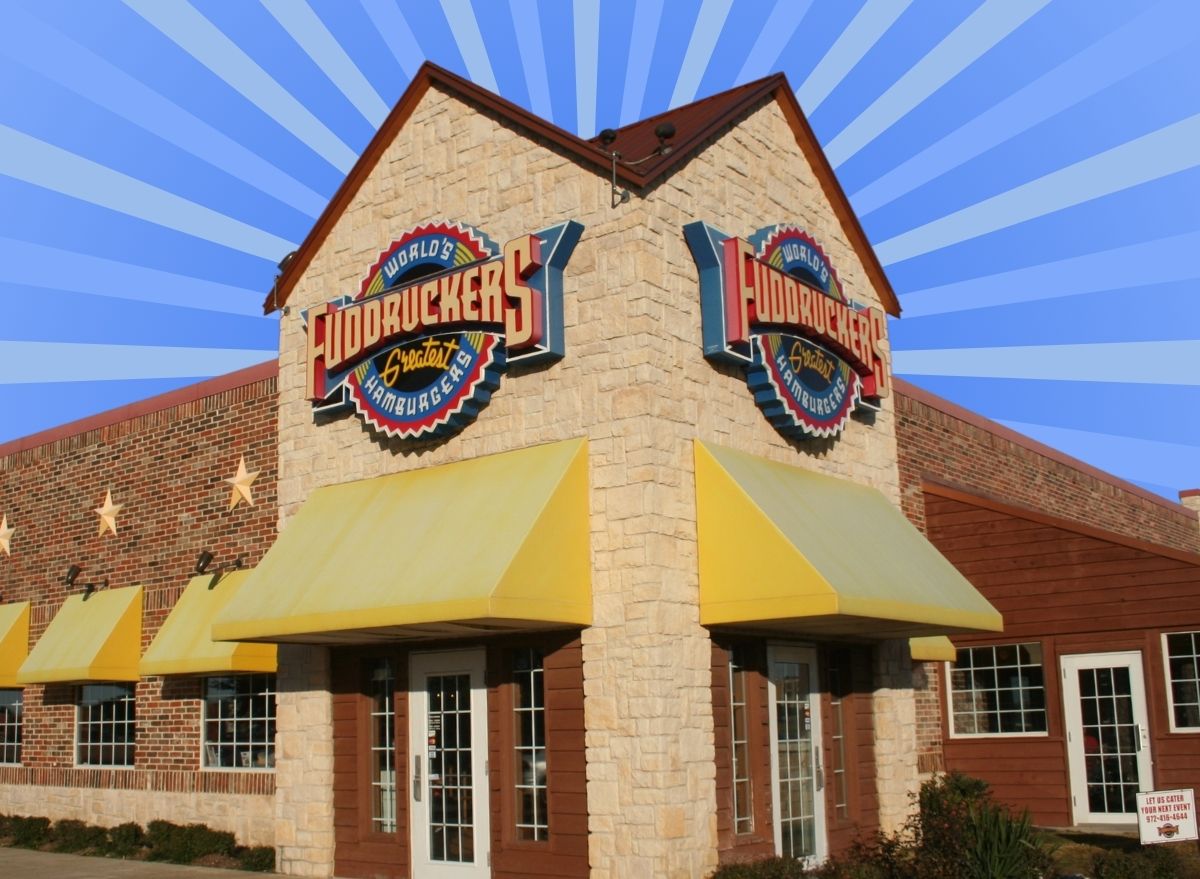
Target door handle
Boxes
[413,754,422,802]
[814,747,825,791]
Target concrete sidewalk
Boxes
[0,847,260,877]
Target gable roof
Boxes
[263,61,899,317]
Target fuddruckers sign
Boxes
[304,220,582,440]
[686,222,891,439]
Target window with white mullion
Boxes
[0,689,20,764]
[513,648,548,841]
[949,643,1047,736]
[369,659,397,833]
[203,675,276,769]
[77,684,135,767]
[728,647,753,834]
[1165,631,1200,731]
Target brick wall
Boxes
[0,363,278,843]
[895,377,1200,775]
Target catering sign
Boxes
[304,220,583,441]
[1136,789,1197,845]
[685,222,890,439]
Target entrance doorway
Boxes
[768,645,826,864]
[1061,652,1153,824]
[408,649,491,877]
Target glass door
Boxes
[768,645,826,865]
[1061,652,1153,824]
[408,650,490,878]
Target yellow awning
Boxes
[140,571,276,676]
[214,438,591,644]
[17,586,142,684]
[910,636,958,662]
[695,441,1002,638]
[0,602,31,687]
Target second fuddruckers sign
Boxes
[686,222,891,439]
[304,220,582,441]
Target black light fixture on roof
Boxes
[598,121,677,209]
[64,564,107,597]
[194,550,214,575]
[64,564,82,587]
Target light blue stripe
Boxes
[0,125,296,261]
[358,0,424,79]
[735,0,815,84]
[851,0,1197,216]
[438,0,498,91]
[795,0,911,114]
[508,0,553,118]
[123,0,357,172]
[824,0,1051,167]
[669,0,734,108]
[262,0,390,127]
[894,340,1200,386]
[899,231,1200,318]
[0,5,325,218]
[0,342,274,384]
[574,0,601,135]
[876,112,1200,265]
[619,0,665,125]
[995,419,1200,492]
[0,237,265,316]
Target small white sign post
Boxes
[1135,788,1197,845]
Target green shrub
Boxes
[146,820,235,863]
[9,815,51,848]
[51,818,108,853]
[1092,844,1185,879]
[963,802,1053,879]
[237,845,276,872]
[107,821,146,858]
[711,856,810,878]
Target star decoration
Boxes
[0,515,13,556]
[94,490,122,537]
[224,457,259,510]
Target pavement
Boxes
[0,847,257,877]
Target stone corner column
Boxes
[872,638,919,833]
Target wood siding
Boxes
[928,492,1200,827]
[331,636,588,879]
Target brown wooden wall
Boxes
[331,634,588,879]
[927,490,1200,827]
[711,639,878,864]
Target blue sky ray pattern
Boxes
[438,0,498,94]
[668,0,734,109]
[0,124,296,261]
[823,0,1052,168]
[0,342,274,385]
[510,0,553,119]
[735,0,814,85]
[849,0,1199,217]
[795,0,911,115]
[574,0,601,137]
[261,0,390,128]
[876,112,1200,265]
[123,0,357,172]
[2,2,1198,497]
[895,341,1200,387]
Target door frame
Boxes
[408,648,491,877]
[1060,651,1154,825]
[766,643,827,865]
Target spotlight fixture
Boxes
[194,550,244,581]
[598,120,678,208]
[65,564,82,586]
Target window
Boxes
[827,654,851,821]
[513,648,547,841]
[1165,631,1200,730]
[728,647,753,834]
[368,659,397,832]
[77,684,135,766]
[203,675,276,769]
[950,643,1046,736]
[0,689,21,764]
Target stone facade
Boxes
[274,81,910,878]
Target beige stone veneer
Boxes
[273,84,914,877]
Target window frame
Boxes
[1163,631,1200,734]
[0,688,22,765]
[945,642,1049,739]
[75,683,136,768]
[506,646,549,845]
[201,673,277,771]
